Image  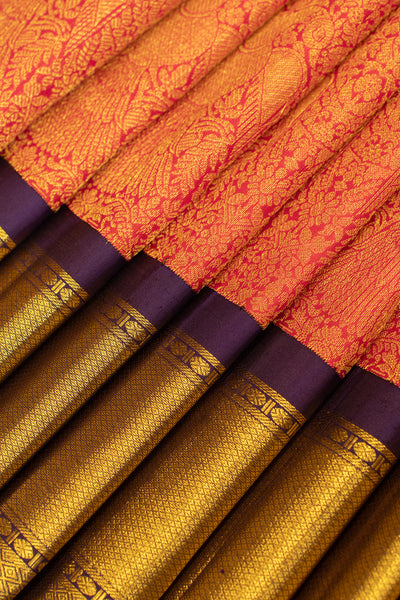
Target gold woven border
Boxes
[0,507,48,596]
[0,226,15,260]
[158,328,225,388]
[95,292,156,348]
[23,245,88,313]
[0,326,224,599]
[308,410,396,483]
[57,554,114,599]
[225,367,306,442]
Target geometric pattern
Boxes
[0,243,88,382]
[0,227,15,261]
[164,410,397,599]
[0,327,225,599]
[0,509,47,600]
[225,367,305,442]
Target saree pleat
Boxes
[0,0,185,149]
[0,2,400,598]
[64,0,399,261]
[0,208,126,383]
[0,290,260,599]
[160,215,400,600]
[6,164,400,600]
[292,309,400,600]
[1,94,399,495]
[294,451,400,600]
[164,375,399,600]
[295,460,400,600]
[2,5,400,386]
[2,0,288,209]
[2,1,400,260]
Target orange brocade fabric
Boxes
[3,0,288,206]
[58,0,397,258]
[146,6,400,286]
[275,195,400,376]
[0,0,184,149]
[359,311,400,387]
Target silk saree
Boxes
[1,1,400,599]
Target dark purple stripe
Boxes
[238,324,341,417]
[0,157,51,243]
[327,366,400,456]
[30,206,125,294]
[110,252,194,328]
[175,288,261,366]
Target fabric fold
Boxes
[4,0,289,207]
[0,0,185,149]
[0,207,125,383]
[1,88,400,489]
[165,376,399,600]
[67,0,399,260]
[0,290,260,599]
[3,16,400,392]
[293,310,400,600]
[0,0,290,253]
[5,171,400,600]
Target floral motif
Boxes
[189,356,211,376]
[12,538,34,560]
[4,0,288,208]
[124,320,146,341]
[0,0,184,150]
[276,194,400,376]
[75,574,98,596]
[169,340,188,357]
[148,8,400,289]
[352,442,378,463]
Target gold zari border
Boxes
[0,243,89,381]
[309,410,396,483]
[159,328,225,388]
[95,292,156,347]
[226,367,306,441]
[0,327,224,600]
[0,226,15,260]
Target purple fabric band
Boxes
[106,252,194,328]
[30,206,125,294]
[238,324,341,418]
[175,288,262,366]
[0,158,51,243]
[327,366,400,456]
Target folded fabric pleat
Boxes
[0,0,184,149]
[164,370,400,600]
[3,1,400,258]
[2,0,288,209]
[3,10,400,383]
[65,0,399,260]
[160,203,400,600]
[2,85,400,489]
[0,208,125,383]
[7,174,400,600]
[0,290,260,599]
[1,71,400,497]
[293,311,400,600]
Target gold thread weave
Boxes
[0,327,224,599]
[0,243,88,382]
[165,410,396,600]
[21,367,303,600]
[0,227,15,261]
[0,291,156,488]
[296,466,400,600]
